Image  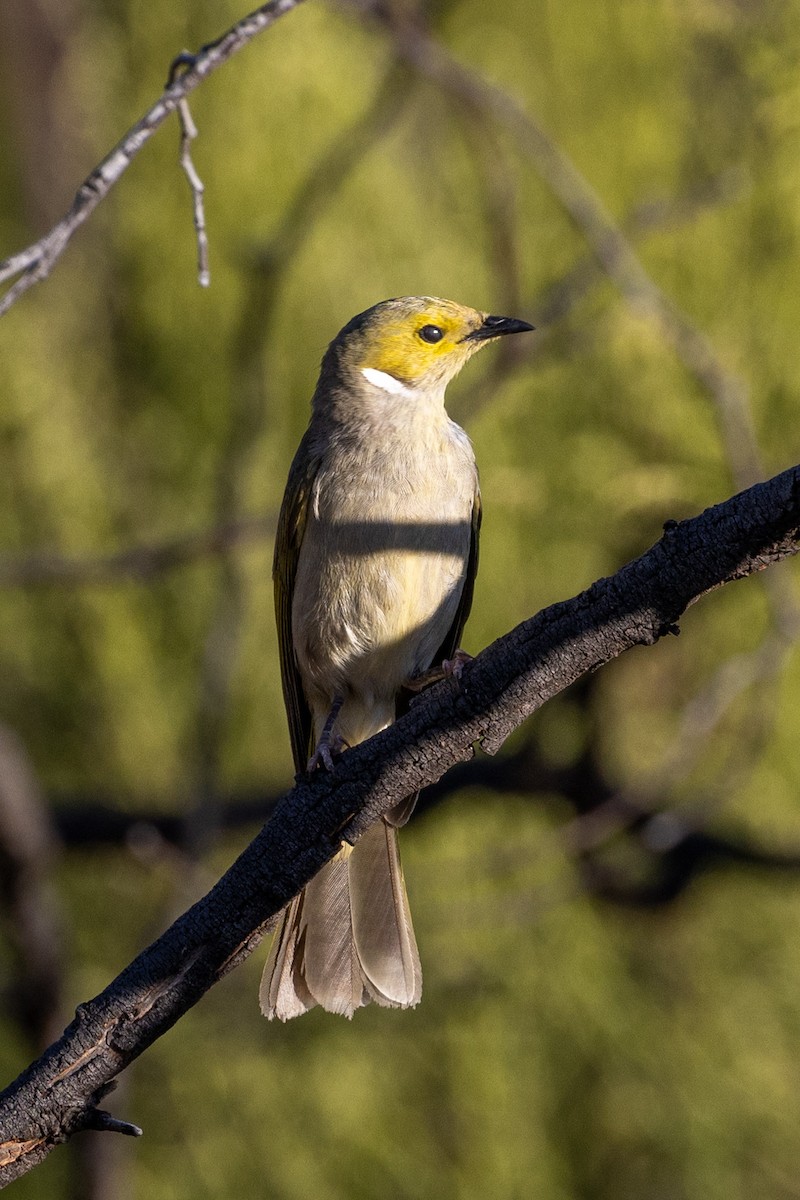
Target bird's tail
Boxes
[260,817,422,1020]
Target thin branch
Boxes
[0,462,798,1185]
[175,97,210,288]
[0,0,307,316]
[83,1111,142,1140]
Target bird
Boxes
[260,296,534,1020]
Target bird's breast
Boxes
[291,421,476,716]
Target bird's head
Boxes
[319,296,534,404]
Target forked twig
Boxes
[0,0,307,316]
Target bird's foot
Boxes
[306,732,348,773]
[306,695,347,773]
[441,649,473,681]
[405,649,473,692]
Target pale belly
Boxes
[291,435,476,746]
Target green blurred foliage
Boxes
[2,0,800,1196]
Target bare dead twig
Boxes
[0,0,308,316]
[175,97,210,287]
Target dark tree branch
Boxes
[0,463,799,1185]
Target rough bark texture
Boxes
[0,463,798,1186]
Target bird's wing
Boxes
[433,483,482,665]
[273,441,319,773]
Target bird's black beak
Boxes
[461,314,535,342]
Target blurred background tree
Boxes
[2,0,800,1196]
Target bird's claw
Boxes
[405,648,473,692]
[441,649,473,681]
[307,732,348,773]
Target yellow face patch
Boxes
[358,300,485,386]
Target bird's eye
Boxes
[418,324,444,344]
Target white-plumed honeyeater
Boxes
[260,296,534,1020]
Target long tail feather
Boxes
[350,821,421,1007]
[258,893,315,1020]
[259,821,421,1020]
[301,850,367,1017]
